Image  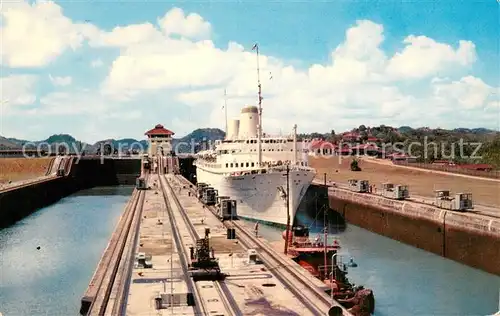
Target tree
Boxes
[310,132,324,139]
[350,159,361,171]
[479,136,500,168]
[360,130,368,142]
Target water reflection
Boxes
[71,185,134,197]
[251,213,500,316]
[0,186,133,316]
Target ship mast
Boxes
[292,124,297,165]
[284,164,290,255]
[253,43,263,166]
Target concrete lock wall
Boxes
[0,158,141,228]
[444,213,500,276]
[297,184,346,230]
[72,158,141,188]
[327,187,500,276]
[178,157,197,184]
[0,177,76,228]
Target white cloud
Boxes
[486,100,499,110]
[158,7,211,40]
[49,75,72,86]
[432,76,495,109]
[37,90,113,115]
[106,110,142,120]
[2,2,498,141]
[101,39,252,97]
[91,59,104,68]
[87,7,211,50]
[96,15,493,134]
[0,1,98,68]
[90,22,164,48]
[387,36,476,79]
[0,75,38,109]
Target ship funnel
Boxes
[226,119,240,140]
[238,105,258,139]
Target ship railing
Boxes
[318,255,347,277]
[268,164,315,172]
[291,241,329,248]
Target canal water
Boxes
[1,186,499,316]
[0,186,133,316]
[252,214,500,316]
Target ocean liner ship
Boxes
[193,44,316,226]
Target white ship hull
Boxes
[196,166,315,226]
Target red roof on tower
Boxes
[145,124,175,136]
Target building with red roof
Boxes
[366,136,379,143]
[351,143,380,156]
[145,124,175,156]
[338,147,352,156]
[341,132,360,142]
[308,139,336,156]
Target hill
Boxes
[2,125,497,167]
[0,136,21,149]
[173,128,226,153]
[0,128,226,155]
[305,125,500,168]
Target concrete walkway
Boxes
[363,157,500,183]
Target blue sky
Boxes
[1,0,498,143]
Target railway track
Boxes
[83,175,147,316]
[174,175,346,315]
[408,194,500,220]
[231,219,340,315]
[108,181,146,316]
[322,181,500,221]
[159,174,242,316]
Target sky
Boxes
[0,0,499,143]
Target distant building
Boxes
[338,147,352,156]
[432,160,454,166]
[145,124,174,157]
[308,139,336,156]
[366,136,379,143]
[341,132,360,142]
[352,144,380,156]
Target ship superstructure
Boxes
[194,43,315,226]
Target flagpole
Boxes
[253,43,263,166]
[224,89,228,138]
